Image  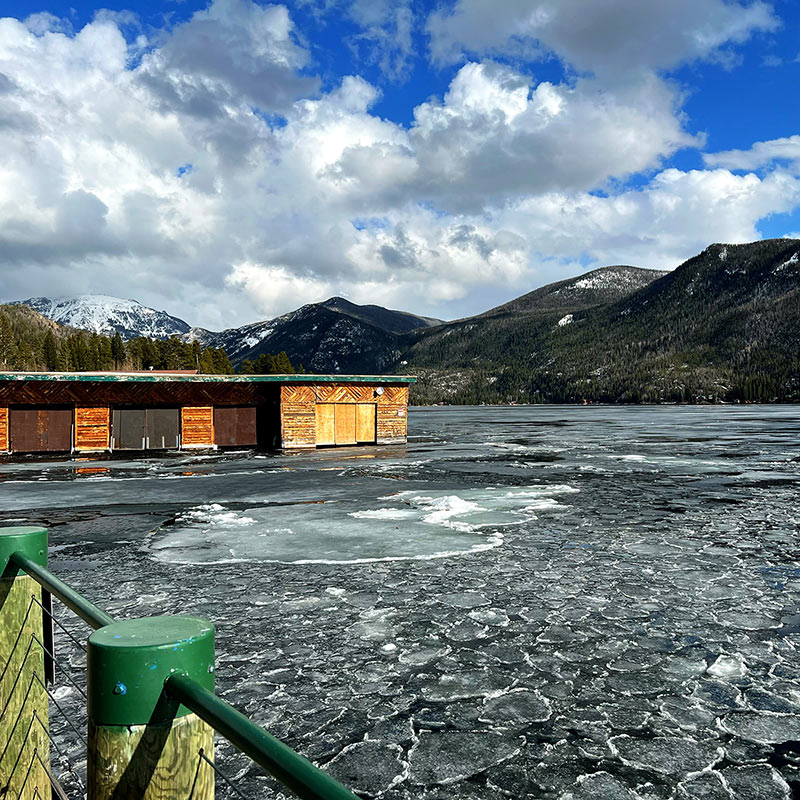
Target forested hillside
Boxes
[0,304,233,373]
[406,240,800,404]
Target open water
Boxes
[1,405,799,799]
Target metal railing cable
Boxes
[192,748,251,800]
[167,674,359,800]
[10,551,114,629]
[4,549,362,800]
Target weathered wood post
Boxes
[87,616,216,799]
[0,525,50,799]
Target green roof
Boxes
[0,371,415,385]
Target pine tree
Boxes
[42,330,59,370]
[111,332,125,369]
[0,315,16,368]
[273,351,295,374]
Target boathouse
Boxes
[0,372,414,454]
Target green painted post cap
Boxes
[0,526,47,576]
[88,616,215,726]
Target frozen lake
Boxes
[2,405,799,799]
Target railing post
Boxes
[0,526,50,799]
[87,616,216,799]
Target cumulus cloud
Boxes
[346,0,415,81]
[138,0,317,117]
[427,0,779,75]
[0,0,797,327]
[704,135,800,171]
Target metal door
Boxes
[111,409,146,450]
[214,407,257,446]
[9,408,72,452]
[146,408,179,449]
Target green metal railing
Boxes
[10,552,114,630]
[1,528,361,800]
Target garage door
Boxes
[146,408,180,449]
[315,403,376,446]
[214,406,257,446]
[112,409,145,450]
[9,408,72,452]
[112,409,180,450]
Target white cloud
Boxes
[499,168,800,272]
[0,0,797,330]
[347,0,415,81]
[427,0,779,76]
[704,135,800,171]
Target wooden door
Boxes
[356,404,376,443]
[315,404,335,446]
[334,404,356,445]
[112,409,146,450]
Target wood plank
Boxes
[334,404,356,445]
[356,403,376,443]
[315,404,335,445]
[88,713,213,799]
[75,406,110,451]
[0,574,50,797]
[0,407,7,451]
[181,407,214,447]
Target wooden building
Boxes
[0,372,414,455]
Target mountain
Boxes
[12,295,191,340]
[190,304,402,372]
[10,240,799,404]
[188,297,442,370]
[406,240,800,404]
[482,265,667,316]
[319,297,442,333]
[402,265,666,373]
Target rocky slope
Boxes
[12,295,190,340]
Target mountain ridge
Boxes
[8,239,799,403]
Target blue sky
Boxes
[1,0,799,327]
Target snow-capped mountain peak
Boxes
[12,295,191,340]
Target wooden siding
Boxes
[181,407,214,447]
[74,407,110,451]
[0,381,272,407]
[0,407,7,451]
[282,383,409,448]
[280,386,316,449]
[377,386,409,443]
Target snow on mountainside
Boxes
[13,295,191,340]
[484,266,668,317]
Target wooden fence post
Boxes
[87,616,216,799]
[0,526,50,799]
